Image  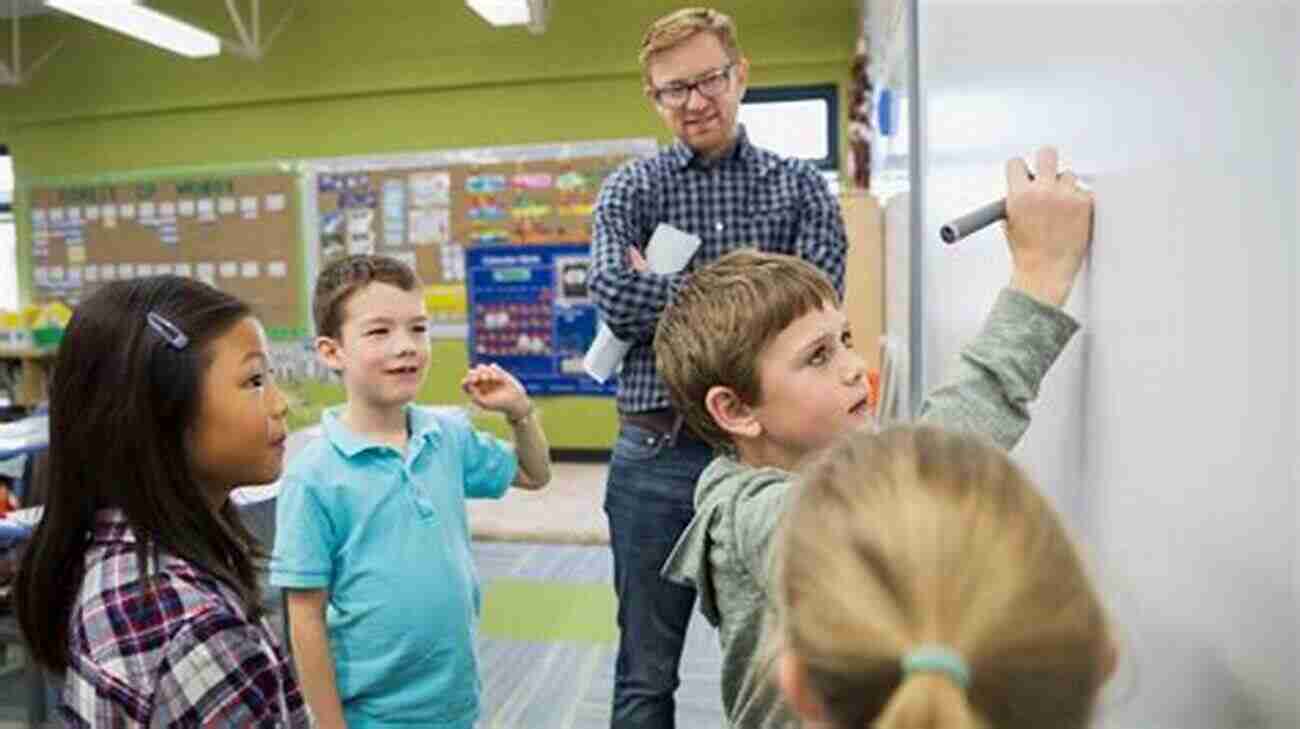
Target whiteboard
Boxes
[914,1,1297,727]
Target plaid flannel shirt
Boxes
[60,509,310,728]
[590,126,847,413]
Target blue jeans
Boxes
[604,422,714,729]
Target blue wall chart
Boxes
[466,244,614,396]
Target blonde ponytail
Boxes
[875,645,980,729]
[875,673,980,729]
[771,426,1110,729]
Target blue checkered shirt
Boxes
[590,126,848,413]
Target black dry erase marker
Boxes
[939,172,1034,245]
[939,172,1090,244]
[940,198,1010,244]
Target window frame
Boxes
[739,84,840,171]
[0,145,11,214]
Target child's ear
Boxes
[704,385,762,440]
[315,336,345,371]
[778,652,829,722]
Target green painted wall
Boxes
[1,0,857,447]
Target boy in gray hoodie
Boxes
[654,148,1093,729]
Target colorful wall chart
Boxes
[305,140,655,332]
[466,245,613,396]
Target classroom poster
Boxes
[466,245,613,396]
[305,139,656,336]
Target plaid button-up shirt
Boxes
[590,126,848,414]
[60,509,310,728]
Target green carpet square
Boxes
[479,580,618,644]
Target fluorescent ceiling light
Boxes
[466,0,530,27]
[45,0,221,58]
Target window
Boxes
[1,146,16,311]
[739,84,839,172]
[0,145,10,212]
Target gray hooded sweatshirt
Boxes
[661,288,1080,729]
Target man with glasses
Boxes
[589,8,847,728]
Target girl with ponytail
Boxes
[773,426,1117,729]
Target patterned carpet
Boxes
[473,541,724,729]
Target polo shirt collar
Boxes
[321,405,444,458]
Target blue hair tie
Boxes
[901,645,970,689]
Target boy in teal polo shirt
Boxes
[271,254,552,729]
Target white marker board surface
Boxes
[914,2,1297,726]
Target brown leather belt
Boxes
[619,408,681,437]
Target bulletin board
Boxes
[20,164,306,338]
[303,139,657,331]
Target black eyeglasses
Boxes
[651,64,735,109]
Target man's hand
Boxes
[1004,146,1094,307]
[627,245,649,273]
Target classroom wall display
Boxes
[466,244,612,396]
[21,165,305,338]
[303,139,657,334]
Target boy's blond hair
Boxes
[774,425,1112,729]
[639,7,742,86]
[655,249,838,449]
[313,254,422,341]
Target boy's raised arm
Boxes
[507,405,551,490]
[918,146,1093,450]
[462,363,552,490]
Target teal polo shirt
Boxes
[270,405,517,729]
